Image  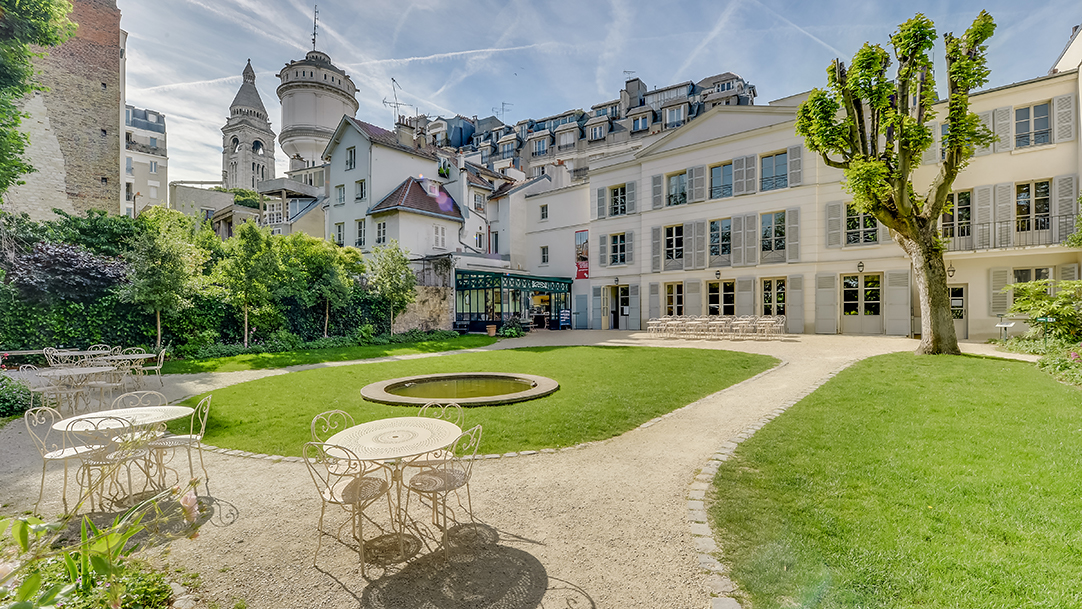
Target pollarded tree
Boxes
[796,12,996,355]
[367,240,416,334]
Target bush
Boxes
[0,375,31,417]
[265,329,303,352]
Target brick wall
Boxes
[3,0,121,219]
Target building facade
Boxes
[123,105,167,215]
[221,60,276,191]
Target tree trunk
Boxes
[156,309,162,351]
[243,303,249,348]
[324,298,329,338]
[899,235,961,355]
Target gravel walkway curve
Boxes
[0,333,1037,609]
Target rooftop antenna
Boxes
[383,78,414,124]
[311,5,319,51]
[492,101,513,121]
[623,70,636,81]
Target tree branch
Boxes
[819,153,849,170]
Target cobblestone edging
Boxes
[689,362,854,609]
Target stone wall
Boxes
[3,0,121,220]
[169,185,234,220]
[392,286,454,333]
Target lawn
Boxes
[709,352,1082,608]
[161,335,497,374]
[181,346,776,456]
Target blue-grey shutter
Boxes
[731,215,744,267]
[993,107,1013,153]
[885,270,910,336]
[989,267,1011,316]
[815,273,837,334]
[682,222,694,270]
[596,187,607,219]
[648,283,660,319]
[694,220,707,269]
[732,157,746,196]
[689,165,706,202]
[993,182,1013,248]
[826,201,843,248]
[921,122,939,164]
[651,175,663,209]
[735,276,755,316]
[879,218,892,243]
[787,145,802,187]
[651,226,661,272]
[625,230,634,264]
[743,155,758,194]
[625,181,637,214]
[685,280,701,316]
[974,111,993,156]
[743,213,758,266]
[1054,94,1076,143]
[974,185,993,249]
[591,286,603,329]
[1054,174,1078,242]
[786,274,804,333]
[599,234,608,267]
[785,208,800,263]
[1058,263,1079,282]
[628,284,641,330]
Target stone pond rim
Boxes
[360,372,560,406]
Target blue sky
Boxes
[118,0,1080,183]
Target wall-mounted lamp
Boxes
[857,261,865,273]
[614,277,619,285]
[947,262,955,278]
[715,270,721,280]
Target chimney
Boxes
[395,115,416,148]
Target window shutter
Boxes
[974,185,993,249]
[1054,174,1078,242]
[694,220,707,269]
[732,156,746,196]
[787,145,802,187]
[591,286,603,329]
[682,222,694,270]
[885,270,910,336]
[921,122,939,164]
[743,155,758,194]
[993,106,1013,153]
[648,283,660,319]
[744,213,758,266]
[879,219,892,243]
[1058,263,1079,282]
[993,182,1013,248]
[826,201,843,248]
[735,277,755,316]
[815,273,837,334]
[731,215,744,267]
[651,175,664,209]
[785,208,800,262]
[989,267,1011,316]
[628,284,641,330]
[786,274,804,333]
[625,230,634,264]
[689,165,706,202]
[685,280,702,316]
[974,111,994,156]
[597,187,607,219]
[590,187,597,220]
[599,234,608,267]
[651,226,661,272]
[625,180,637,214]
[1054,94,1076,143]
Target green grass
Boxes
[709,352,1082,608]
[181,346,776,456]
[161,335,497,374]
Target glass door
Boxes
[950,285,968,340]
[840,274,883,334]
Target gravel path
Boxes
[0,334,1037,609]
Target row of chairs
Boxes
[647,315,787,339]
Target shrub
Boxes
[265,329,302,352]
[0,375,31,417]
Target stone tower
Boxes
[276,50,358,173]
[221,60,276,190]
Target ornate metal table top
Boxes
[327,417,462,461]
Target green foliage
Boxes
[210,187,261,209]
[7,242,128,305]
[212,221,281,346]
[45,210,144,258]
[1005,279,1082,339]
[0,375,31,418]
[0,93,33,192]
[367,240,416,326]
[497,315,525,338]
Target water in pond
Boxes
[387,376,535,400]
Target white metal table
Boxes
[36,365,116,379]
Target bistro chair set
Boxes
[647,315,788,340]
[303,402,482,575]
[23,391,212,513]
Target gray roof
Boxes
[230,60,268,115]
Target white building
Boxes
[123,105,168,216]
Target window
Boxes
[760,211,786,262]
[610,185,626,216]
[846,205,879,245]
[335,185,345,204]
[760,152,788,191]
[667,172,687,206]
[356,219,366,247]
[476,232,485,249]
[533,139,548,155]
[590,125,605,141]
[665,225,684,261]
[531,166,545,178]
[610,233,626,265]
[500,142,514,159]
[540,204,548,220]
[433,225,447,249]
[940,191,972,238]
[355,179,366,200]
[481,150,490,164]
[762,278,786,316]
[474,193,484,211]
[101,177,108,185]
[345,147,356,170]
[376,221,387,244]
[201,208,214,222]
[842,275,880,316]
[708,280,735,316]
[1015,102,1051,148]
[149,186,158,199]
[665,107,683,128]
[149,137,157,147]
[334,223,344,246]
[558,131,575,150]
[710,163,732,198]
[125,157,133,175]
[1014,267,1051,284]
[101,129,107,137]
[665,283,684,316]
[540,246,549,264]
[632,116,648,132]
[709,219,732,256]
[1016,180,1051,232]
[491,232,499,253]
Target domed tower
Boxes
[276,50,358,172]
[221,60,276,189]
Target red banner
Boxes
[575,230,589,279]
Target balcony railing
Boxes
[531,148,550,157]
[355,239,365,247]
[557,143,576,151]
[667,192,687,206]
[572,167,589,179]
[942,214,1075,251]
[710,184,732,199]
[499,150,516,160]
[760,175,788,191]
[665,121,684,129]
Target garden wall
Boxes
[392,286,452,333]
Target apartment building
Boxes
[123,105,167,216]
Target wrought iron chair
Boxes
[137,350,167,387]
[110,390,168,410]
[24,407,100,513]
[147,395,212,488]
[405,402,465,470]
[71,415,154,512]
[311,410,355,443]
[21,364,88,415]
[406,425,483,547]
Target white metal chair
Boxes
[147,395,212,488]
[72,415,154,512]
[137,350,167,387]
[406,403,465,470]
[24,407,99,513]
[110,390,168,410]
[406,425,483,548]
[311,410,355,443]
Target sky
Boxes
[117,0,1081,183]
